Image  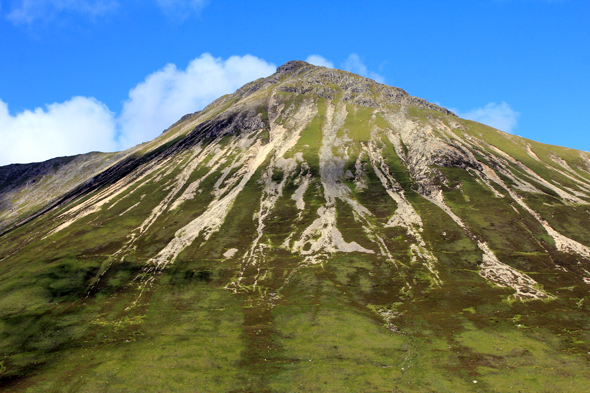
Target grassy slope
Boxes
[1,90,590,392]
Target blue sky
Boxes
[0,0,588,165]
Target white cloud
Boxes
[305,55,334,69]
[6,0,118,24]
[342,53,385,83]
[4,0,207,24]
[0,96,117,165]
[0,53,276,165]
[453,102,520,133]
[118,53,276,148]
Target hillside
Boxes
[1,60,590,392]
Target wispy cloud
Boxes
[4,0,207,24]
[154,0,207,19]
[342,53,385,83]
[0,53,276,165]
[6,0,119,24]
[452,102,520,133]
[305,55,334,69]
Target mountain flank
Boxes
[2,60,590,392]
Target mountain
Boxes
[2,60,590,392]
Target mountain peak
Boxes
[275,60,314,74]
[206,59,456,117]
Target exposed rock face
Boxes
[2,61,590,391]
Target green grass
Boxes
[456,327,590,392]
[341,105,373,142]
[284,98,326,173]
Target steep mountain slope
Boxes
[2,60,590,392]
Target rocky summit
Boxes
[2,60,590,392]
